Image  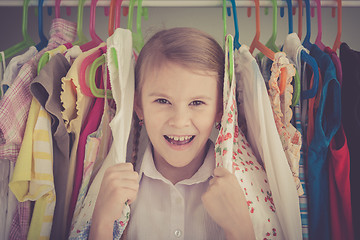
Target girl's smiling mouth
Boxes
[164,135,195,145]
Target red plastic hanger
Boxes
[55,0,61,18]
[314,0,326,51]
[297,0,303,40]
[108,0,124,36]
[249,0,288,95]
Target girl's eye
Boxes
[155,98,170,104]
[190,100,205,106]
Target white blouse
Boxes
[127,142,226,240]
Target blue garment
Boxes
[307,45,341,240]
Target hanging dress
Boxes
[234,43,302,239]
[307,44,341,240]
[283,33,312,239]
[340,42,360,240]
[215,35,284,240]
[70,28,134,239]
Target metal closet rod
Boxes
[0,0,359,7]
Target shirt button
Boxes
[174,229,182,238]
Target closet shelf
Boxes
[0,0,359,7]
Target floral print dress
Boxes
[215,35,284,240]
[267,52,303,196]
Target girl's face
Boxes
[135,61,221,170]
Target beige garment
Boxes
[267,52,304,196]
[60,42,106,235]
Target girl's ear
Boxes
[133,93,144,120]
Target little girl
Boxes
[89,28,255,239]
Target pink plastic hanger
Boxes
[332,0,342,51]
[80,0,103,51]
[79,46,107,97]
[315,0,326,51]
[55,0,61,18]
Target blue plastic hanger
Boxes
[299,0,320,100]
[285,0,293,34]
[227,0,240,49]
[303,0,312,49]
[35,0,49,51]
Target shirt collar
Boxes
[138,140,215,186]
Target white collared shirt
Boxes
[127,141,226,240]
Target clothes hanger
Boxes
[301,0,320,100]
[108,0,117,36]
[89,53,113,99]
[108,0,124,36]
[282,0,301,106]
[297,0,303,40]
[127,0,147,54]
[37,0,62,74]
[79,45,106,97]
[35,0,48,51]
[80,0,104,51]
[222,0,227,46]
[1,0,35,62]
[303,0,312,49]
[55,0,61,18]
[285,0,293,34]
[227,35,234,85]
[332,0,342,52]
[227,0,241,49]
[89,0,124,98]
[314,0,326,51]
[72,0,88,46]
[249,0,287,95]
[257,0,280,61]
[249,0,275,59]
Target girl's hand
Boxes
[201,167,255,240]
[90,162,139,239]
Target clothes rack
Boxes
[0,0,359,7]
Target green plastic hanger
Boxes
[89,54,113,99]
[258,0,280,61]
[227,35,234,85]
[283,0,301,106]
[127,0,147,54]
[72,0,88,46]
[1,0,35,62]
[222,0,227,48]
[87,46,118,98]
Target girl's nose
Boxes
[168,106,191,128]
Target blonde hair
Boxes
[131,27,225,168]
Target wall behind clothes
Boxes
[0,4,360,59]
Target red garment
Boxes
[325,46,354,240]
[66,67,105,231]
[328,126,354,240]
